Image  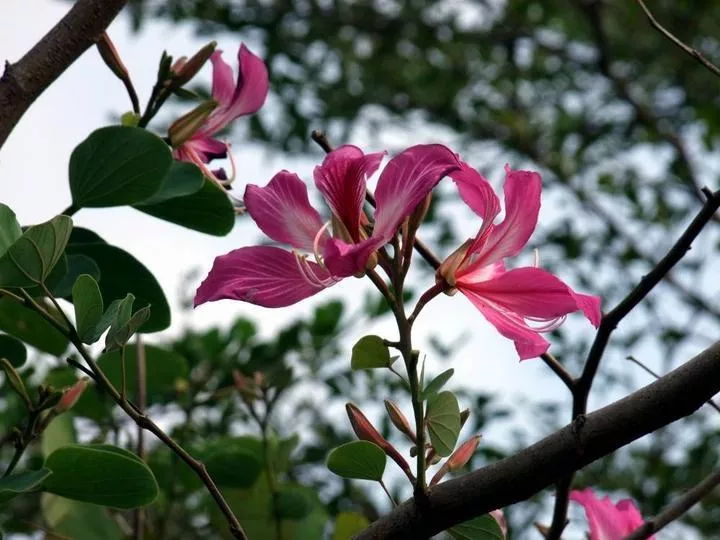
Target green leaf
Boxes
[42,410,77,457]
[42,494,123,540]
[327,441,386,481]
[137,160,204,205]
[104,295,151,352]
[0,334,27,367]
[0,298,68,355]
[66,242,170,332]
[350,335,391,370]
[136,177,235,235]
[448,514,505,540]
[72,274,104,344]
[69,126,172,208]
[275,487,313,520]
[0,204,22,256]
[426,391,461,457]
[42,444,159,508]
[332,511,370,540]
[421,368,455,400]
[0,468,52,505]
[97,345,189,400]
[201,438,263,488]
[0,215,72,287]
[52,254,101,298]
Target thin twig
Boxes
[540,353,574,393]
[634,0,720,78]
[623,467,720,540]
[134,335,147,540]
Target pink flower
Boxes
[194,144,460,308]
[570,489,651,539]
[173,44,269,186]
[438,162,601,360]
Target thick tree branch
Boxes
[0,0,128,149]
[356,342,720,539]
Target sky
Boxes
[0,1,691,537]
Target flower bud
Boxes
[55,378,89,414]
[429,435,481,486]
[170,41,217,87]
[492,509,508,538]
[346,403,414,483]
[1,358,32,409]
[233,369,257,401]
[96,32,130,82]
[168,100,218,147]
[384,400,416,443]
[437,239,473,291]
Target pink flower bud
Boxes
[168,100,218,147]
[346,403,414,483]
[491,509,508,538]
[170,41,217,87]
[55,378,89,413]
[384,400,416,443]
[429,435,481,486]
[96,32,130,81]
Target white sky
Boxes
[1,2,700,538]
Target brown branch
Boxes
[624,467,720,540]
[134,336,148,540]
[356,342,720,539]
[634,0,720,79]
[0,0,128,149]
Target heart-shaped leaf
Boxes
[327,441,386,481]
[0,468,52,505]
[136,160,204,205]
[72,274,104,344]
[421,368,454,401]
[0,215,72,288]
[69,126,172,208]
[136,177,235,235]
[448,514,505,540]
[426,391,461,457]
[350,335,391,370]
[42,444,159,508]
[0,204,22,256]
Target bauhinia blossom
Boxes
[570,489,652,539]
[437,162,601,360]
[194,144,460,308]
[173,44,269,186]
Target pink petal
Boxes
[313,145,384,241]
[194,246,333,308]
[461,287,550,360]
[373,144,460,241]
[244,171,326,251]
[461,267,601,327]
[202,44,269,135]
[185,135,228,162]
[466,165,542,269]
[209,50,236,108]
[322,236,381,278]
[450,161,501,225]
[569,490,651,540]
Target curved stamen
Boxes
[293,251,339,288]
[525,314,567,333]
[313,220,333,265]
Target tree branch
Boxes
[356,342,720,539]
[0,0,128,149]
[624,467,720,540]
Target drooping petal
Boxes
[450,161,501,224]
[244,171,326,251]
[570,489,650,539]
[313,145,384,241]
[322,236,381,278]
[373,144,461,242]
[185,135,228,162]
[461,267,601,327]
[461,288,550,360]
[465,165,542,270]
[194,246,333,308]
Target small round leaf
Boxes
[351,335,391,370]
[327,441,386,481]
[427,391,461,457]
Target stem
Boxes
[120,345,127,402]
[3,410,41,478]
[379,479,397,507]
[11,290,249,540]
[60,204,79,217]
[133,336,147,540]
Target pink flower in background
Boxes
[194,144,460,308]
[173,44,269,185]
[438,162,601,360]
[570,489,651,539]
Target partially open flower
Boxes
[570,488,652,539]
